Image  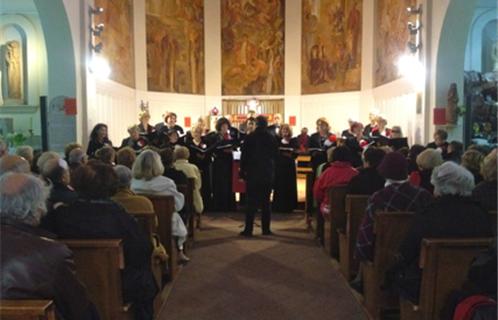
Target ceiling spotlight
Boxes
[91,23,105,36]
[91,42,103,53]
[407,22,422,35]
[406,5,422,15]
[407,41,421,53]
[90,6,104,15]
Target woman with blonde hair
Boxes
[472,149,497,210]
[409,149,443,193]
[130,150,190,262]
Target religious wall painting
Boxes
[221,0,285,95]
[146,0,205,94]
[94,0,135,88]
[301,0,362,94]
[374,0,416,87]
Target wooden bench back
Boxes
[177,178,196,243]
[0,300,56,320]
[339,194,369,280]
[62,239,132,320]
[363,211,414,318]
[417,238,493,319]
[324,185,348,258]
[129,211,156,239]
[144,195,178,280]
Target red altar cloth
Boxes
[232,160,246,193]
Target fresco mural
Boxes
[374,0,417,87]
[146,0,204,94]
[221,0,285,95]
[94,0,135,88]
[302,0,362,94]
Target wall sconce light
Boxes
[406,5,422,15]
[90,6,104,16]
[91,23,105,37]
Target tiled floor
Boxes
[157,212,367,319]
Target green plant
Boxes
[6,132,27,147]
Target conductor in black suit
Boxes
[240,116,278,236]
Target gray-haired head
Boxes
[36,151,60,174]
[68,147,86,165]
[15,146,34,164]
[0,155,31,176]
[114,164,132,189]
[0,173,51,226]
[431,161,475,197]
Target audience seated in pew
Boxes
[67,147,88,173]
[472,149,497,211]
[40,158,78,210]
[159,147,188,186]
[407,145,426,174]
[409,149,443,194]
[356,152,433,262]
[95,146,116,166]
[131,150,190,263]
[445,141,464,163]
[112,165,155,216]
[314,146,359,216]
[42,160,158,320]
[461,149,485,185]
[347,147,386,195]
[15,145,34,167]
[116,147,137,170]
[441,242,497,320]
[0,173,99,320]
[385,162,493,304]
[173,146,204,216]
[0,154,30,175]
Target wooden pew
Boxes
[128,211,166,289]
[339,194,369,280]
[363,211,414,319]
[323,185,348,258]
[62,239,133,320]
[144,195,179,280]
[0,300,56,320]
[400,238,493,320]
[177,178,196,245]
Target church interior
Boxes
[0,0,497,319]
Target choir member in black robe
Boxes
[155,112,184,137]
[362,110,379,137]
[210,118,238,212]
[308,118,336,173]
[138,111,157,144]
[185,125,214,211]
[86,123,113,158]
[272,124,298,213]
[342,122,365,168]
[120,125,148,152]
[267,113,282,136]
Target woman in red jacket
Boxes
[313,146,359,216]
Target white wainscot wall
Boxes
[137,91,207,131]
[372,78,420,145]
[89,78,137,145]
[300,91,361,135]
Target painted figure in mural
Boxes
[347,1,361,66]
[446,83,459,125]
[5,41,21,100]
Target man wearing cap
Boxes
[355,152,433,261]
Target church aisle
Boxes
[157,212,367,320]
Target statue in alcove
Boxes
[4,40,22,101]
[446,83,459,125]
